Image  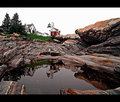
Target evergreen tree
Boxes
[0,26,3,32]
[9,13,26,34]
[1,13,11,33]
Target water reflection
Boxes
[1,65,42,81]
[46,65,60,79]
[1,61,120,91]
[74,66,120,90]
[1,61,62,81]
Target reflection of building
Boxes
[24,67,36,77]
[46,65,60,79]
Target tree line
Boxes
[0,13,26,35]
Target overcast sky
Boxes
[0,7,120,35]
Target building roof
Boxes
[49,27,60,32]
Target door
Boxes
[51,32,53,36]
[54,32,57,36]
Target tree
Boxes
[1,13,11,33]
[0,26,3,32]
[9,13,26,34]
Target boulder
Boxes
[85,35,120,56]
[13,33,20,37]
[63,53,120,74]
[57,34,80,39]
[62,39,78,45]
[8,55,24,68]
[24,58,31,65]
[75,18,120,45]
[53,39,61,43]
[3,47,18,63]
[55,34,80,43]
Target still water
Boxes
[1,61,116,94]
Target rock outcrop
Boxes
[0,35,83,69]
[57,34,80,39]
[63,53,120,74]
[55,34,80,44]
[75,18,120,45]
[75,18,120,56]
[85,35,120,56]
[60,87,120,95]
[0,81,26,95]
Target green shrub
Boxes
[52,35,56,39]
[6,35,11,38]
[25,33,53,41]
[19,35,26,37]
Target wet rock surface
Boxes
[60,87,120,95]
[0,81,26,95]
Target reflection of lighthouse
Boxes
[24,67,36,77]
[46,65,60,79]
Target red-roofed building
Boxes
[47,22,60,36]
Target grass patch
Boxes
[19,34,26,38]
[24,33,53,41]
[1,33,54,42]
[26,61,51,68]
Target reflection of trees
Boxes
[2,67,37,81]
[2,68,25,81]
[1,63,61,81]
[74,67,120,90]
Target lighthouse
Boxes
[47,22,60,37]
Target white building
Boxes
[24,23,37,34]
[24,23,49,36]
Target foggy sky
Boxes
[0,7,120,35]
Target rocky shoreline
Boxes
[0,18,120,95]
[0,81,26,95]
